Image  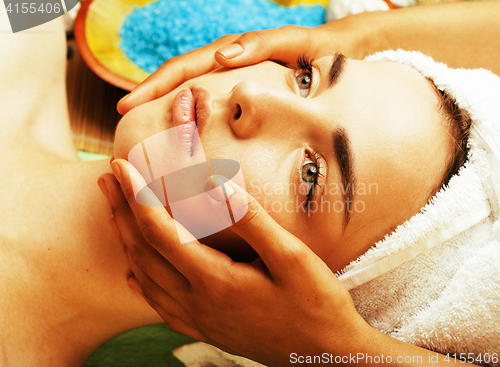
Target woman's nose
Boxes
[228,80,280,139]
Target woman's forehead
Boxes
[326,58,451,240]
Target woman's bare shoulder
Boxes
[0,10,72,157]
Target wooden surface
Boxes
[66,38,127,156]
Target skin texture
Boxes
[113,55,453,273]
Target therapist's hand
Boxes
[102,159,372,366]
[117,20,366,115]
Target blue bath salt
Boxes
[119,0,326,73]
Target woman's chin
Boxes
[114,96,175,162]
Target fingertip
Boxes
[214,52,234,67]
[98,173,122,203]
[117,94,130,111]
[205,178,232,227]
[97,172,109,185]
[117,159,167,208]
[116,103,128,116]
[117,86,146,114]
[216,43,244,61]
[97,177,108,200]
[113,158,139,179]
[214,52,252,70]
[122,159,148,189]
[111,160,124,183]
[117,94,141,115]
[205,175,230,203]
[224,180,249,224]
[205,177,250,226]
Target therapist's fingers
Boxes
[101,172,193,291]
[127,256,197,330]
[118,26,318,115]
[206,179,318,283]
[117,34,240,115]
[102,172,209,331]
[214,25,315,68]
[129,275,208,342]
[110,159,238,281]
[125,254,203,336]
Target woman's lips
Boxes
[172,88,197,156]
[192,87,210,136]
[172,88,211,156]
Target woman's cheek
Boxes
[114,98,175,160]
[114,115,138,161]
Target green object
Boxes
[78,150,110,161]
[84,324,195,367]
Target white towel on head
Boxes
[338,50,500,362]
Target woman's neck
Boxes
[0,157,162,367]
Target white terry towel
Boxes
[338,50,500,363]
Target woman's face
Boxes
[114,55,453,272]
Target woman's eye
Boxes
[301,160,317,182]
[296,72,312,98]
[300,157,320,209]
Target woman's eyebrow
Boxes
[328,53,346,89]
[333,128,355,229]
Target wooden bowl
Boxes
[74,0,329,91]
[74,0,151,91]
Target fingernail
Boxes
[98,178,108,199]
[206,175,235,202]
[222,181,235,198]
[217,43,243,60]
[109,216,121,238]
[128,276,143,295]
[110,155,115,165]
[111,160,123,183]
[128,162,147,190]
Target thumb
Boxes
[215,26,313,68]
[205,176,312,279]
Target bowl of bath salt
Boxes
[74,0,327,91]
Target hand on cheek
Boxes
[98,159,372,366]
